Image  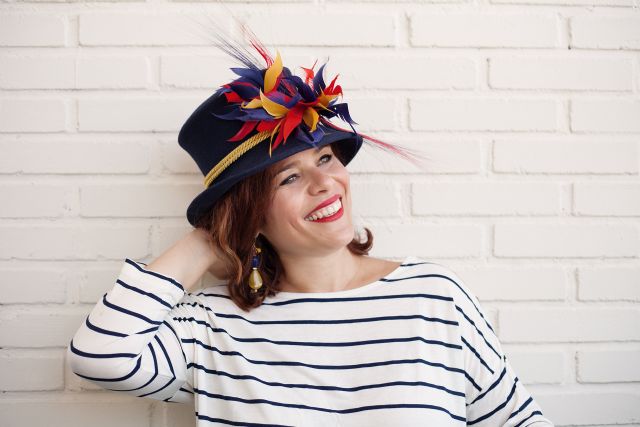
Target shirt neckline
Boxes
[265,255,415,300]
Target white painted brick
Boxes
[0,99,66,133]
[499,308,640,342]
[350,138,482,175]
[0,56,75,89]
[158,402,197,427]
[0,138,151,174]
[162,139,203,174]
[0,308,88,347]
[327,55,476,90]
[77,56,150,89]
[494,223,639,258]
[501,347,566,384]
[79,265,126,304]
[0,398,151,427]
[80,183,199,217]
[0,225,149,260]
[578,267,640,301]
[493,0,633,5]
[351,180,400,217]
[489,56,633,91]
[0,350,64,391]
[0,268,66,304]
[541,392,640,425]
[574,182,640,216]
[161,54,239,88]
[79,13,208,46]
[78,96,201,132]
[0,14,66,47]
[572,99,640,133]
[571,14,640,49]
[412,181,560,215]
[577,349,640,382]
[411,12,558,48]
[345,97,398,132]
[245,12,395,47]
[368,223,483,258]
[493,139,639,174]
[453,266,565,301]
[410,98,558,131]
[0,183,73,218]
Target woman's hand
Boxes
[192,228,228,280]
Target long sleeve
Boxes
[446,267,555,426]
[66,258,197,404]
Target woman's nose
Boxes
[307,169,332,193]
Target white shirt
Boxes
[67,255,554,426]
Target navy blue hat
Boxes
[178,87,363,227]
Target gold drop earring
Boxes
[248,244,263,293]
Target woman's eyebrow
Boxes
[275,148,326,175]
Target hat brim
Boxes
[186,127,363,227]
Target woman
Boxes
[67,36,554,426]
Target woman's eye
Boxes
[279,153,333,186]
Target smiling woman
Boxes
[66,26,554,427]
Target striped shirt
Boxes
[67,255,554,426]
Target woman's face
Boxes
[258,143,354,258]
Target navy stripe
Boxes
[192,387,466,422]
[163,320,188,364]
[102,293,162,326]
[514,410,544,427]
[125,258,184,291]
[116,278,173,309]
[69,338,137,359]
[85,314,127,338]
[468,361,508,406]
[455,305,501,360]
[467,376,520,425]
[461,336,495,375]
[183,337,465,374]
[186,361,464,397]
[73,355,143,383]
[154,335,176,376]
[196,412,293,427]
[174,316,461,350]
[111,343,158,392]
[509,396,533,420]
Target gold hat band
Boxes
[203,130,272,188]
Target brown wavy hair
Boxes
[195,142,373,312]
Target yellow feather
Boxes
[264,51,283,93]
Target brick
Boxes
[78,96,202,132]
[0,183,73,218]
[80,265,127,304]
[572,99,640,133]
[501,348,565,384]
[0,399,151,427]
[574,182,640,216]
[0,268,66,304]
[77,56,150,89]
[453,266,565,301]
[489,56,633,91]
[369,223,483,258]
[411,12,558,48]
[0,350,64,391]
[410,98,558,131]
[0,225,149,260]
[494,223,638,258]
[499,308,640,342]
[161,54,238,88]
[0,138,151,174]
[578,267,640,301]
[577,349,640,382]
[79,13,206,46]
[0,14,66,47]
[345,97,398,132]
[0,56,75,89]
[162,138,203,174]
[412,181,560,216]
[0,99,66,133]
[0,308,88,347]
[349,137,482,175]
[493,0,633,5]
[351,180,400,217]
[541,392,640,425]
[571,14,640,49]
[245,12,395,47]
[80,183,199,217]
[493,139,638,174]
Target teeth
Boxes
[305,198,342,221]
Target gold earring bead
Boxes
[248,246,263,293]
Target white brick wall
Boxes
[1,0,639,426]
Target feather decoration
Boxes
[208,21,427,168]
